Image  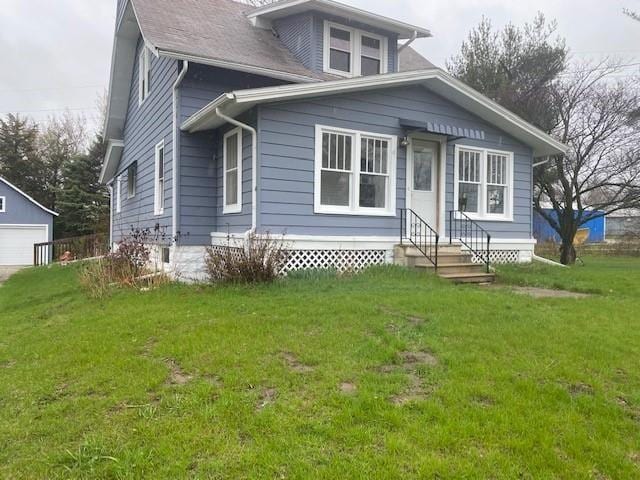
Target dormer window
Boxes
[323,21,387,78]
[138,46,150,105]
[328,27,352,74]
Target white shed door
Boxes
[0,225,48,266]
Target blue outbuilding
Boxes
[533,208,606,244]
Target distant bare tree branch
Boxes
[624,8,640,22]
[535,60,640,264]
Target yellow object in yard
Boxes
[574,228,590,247]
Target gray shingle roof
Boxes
[398,46,437,72]
[132,0,331,81]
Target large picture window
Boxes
[454,146,513,221]
[223,127,242,214]
[323,21,387,77]
[315,125,396,216]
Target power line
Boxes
[0,84,105,94]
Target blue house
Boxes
[101,0,566,281]
[534,208,606,244]
[0,176,58,266]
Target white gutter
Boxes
[533,157,551,168]
[398,31,418,53]
[215,107,258,232]
[172,60,189,243]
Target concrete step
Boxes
[415,262,487,275]
[438,272,496,284]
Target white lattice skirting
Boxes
[283,249,387,272]
[470,250,521,264]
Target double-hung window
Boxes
[223,127,242,214]
[154,141,165,215]
[116,176,122,213]
[315,125,396,216]
[127,162,137,198]
[323,21,387,77]
[454,145,513,221]
[138,47,150,105]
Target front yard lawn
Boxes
[1,258,639,478]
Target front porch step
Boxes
[394,243,495,284]
[438,272,496,284]
[415,262,487,275]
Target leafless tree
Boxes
[624,8,640,22]
[534,61,640,264]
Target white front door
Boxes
[409,140,439,229]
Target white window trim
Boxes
[314,124,397,217]
[453,144,514,222]
[154,140,165,216]
[0,196,5,213]
[323,21,388,78]
[138,47,150,106]
[116,176,122,213]
[223,127,243,215]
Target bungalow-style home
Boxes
[101,0,566,282]
[0,176,58,266]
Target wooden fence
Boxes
[34,233,110,266]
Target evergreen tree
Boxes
[447,13,567,132]
[56,134,109,238]
[0,114,46,204]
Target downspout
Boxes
[398,30,418,53]
[108,184,113,250]
[215,106,258,234]
[172,60,189,243]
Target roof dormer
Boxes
[247,0,431,77]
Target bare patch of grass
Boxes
[281,352,313,373]
[256,388,277,410]
[339,382,357,395]
[165,359,192,386]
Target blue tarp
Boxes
[533,208,606,243]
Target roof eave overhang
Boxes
[0,177,59,216]
[246,0,432,39]
[99,139,125,184]
[156,49,322,84]
[182,69,567,157]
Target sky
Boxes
[0,0,638,134]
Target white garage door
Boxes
[0,225,48,266]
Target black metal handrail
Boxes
[449,210,491,273]
[400,208,439,269]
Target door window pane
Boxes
[413,149,433,191]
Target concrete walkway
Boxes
[0,266,24,285]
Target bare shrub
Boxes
[78,228,167,298]
[205,233,288,284]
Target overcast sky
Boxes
[1,0,638,134]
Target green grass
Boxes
[1,259,639,479]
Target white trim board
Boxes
[181,69,567,158]
[246,0,432,39]
[0,177,58,216]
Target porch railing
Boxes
[449,210,491,273]
[34,233,110,266]
[400,208,439,268]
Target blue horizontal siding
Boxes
[257,84,534,239]
[112,37,177,244]
[0,182,54,241]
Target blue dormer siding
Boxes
[274,11,399,76]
